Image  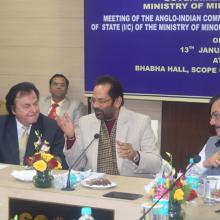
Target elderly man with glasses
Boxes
[195,94,220,177]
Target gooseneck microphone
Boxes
[62,133,100,191]
[138,155,201,220]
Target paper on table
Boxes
[11,170,35,182]
[0,163,9,170]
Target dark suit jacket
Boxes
[0,113,68,169]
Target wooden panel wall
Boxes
[161,102,212,171]
[0,0,85,102]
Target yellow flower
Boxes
[149,187,154,197]
[55,161,62,170]
[33,160,47,172]
[41,152,53,162]
[165,179,170,188]
[174,189,184,201]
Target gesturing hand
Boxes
[116,140,136,161]
[204,151,220,168]
[56,113,75,139]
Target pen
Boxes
[215,209,220,213]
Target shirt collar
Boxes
[215,139,220,147]
[50,98,64,107]
[15,118,32,135]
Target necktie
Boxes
[48,103,59,119]
[19,126,29,165]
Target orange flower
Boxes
[34,153,41,161]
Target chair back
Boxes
[0,100,7,115]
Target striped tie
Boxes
[48,103,59,119]
[19,126,29,165]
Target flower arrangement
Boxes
[25,131,62,172]
[166,152,197,203]
[150,152,197,204]
[169,174,197,204]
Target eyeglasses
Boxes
[90,97,112,105]
[210,112,220,121]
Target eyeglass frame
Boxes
[90,97,112,105]
[210,112,220,121]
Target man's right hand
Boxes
[203,151,220,168]
[56,113,75,139]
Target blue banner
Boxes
[84,0,220,100]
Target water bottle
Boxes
[186,158,199,190]
[154,178,168,200]
[153,177,169,216]
[78,207,95,220]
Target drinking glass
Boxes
[203,177,217,205]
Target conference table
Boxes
[0,164,220,220]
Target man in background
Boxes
[0,82,68,169]
[196,94,220,177]
[58,75,162,177]
[39,73,86,128]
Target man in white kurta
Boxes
[58,75,162,178]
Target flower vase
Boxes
[169,201,184,220]
[33,170,53,188]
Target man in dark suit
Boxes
[0,82,68,169]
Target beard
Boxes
[94,108,105,120]
[94,107,115,121]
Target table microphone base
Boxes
[61,187,75,191]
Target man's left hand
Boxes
[116,140,136,161]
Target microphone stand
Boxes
[138,161,197,220]
[62,134,99,191]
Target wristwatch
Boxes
[133,151,140,164]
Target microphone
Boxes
[62,133,100,191]
[138,155,201,220]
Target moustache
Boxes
[94,108,104,114]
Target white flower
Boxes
[41,144,50,152]
[33,130,51,152]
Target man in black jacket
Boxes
[0,82,68,169]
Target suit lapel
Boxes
[89,116,101,171]
[6,116,20,164]
[116,107,129,142]
[116,107,129,171]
